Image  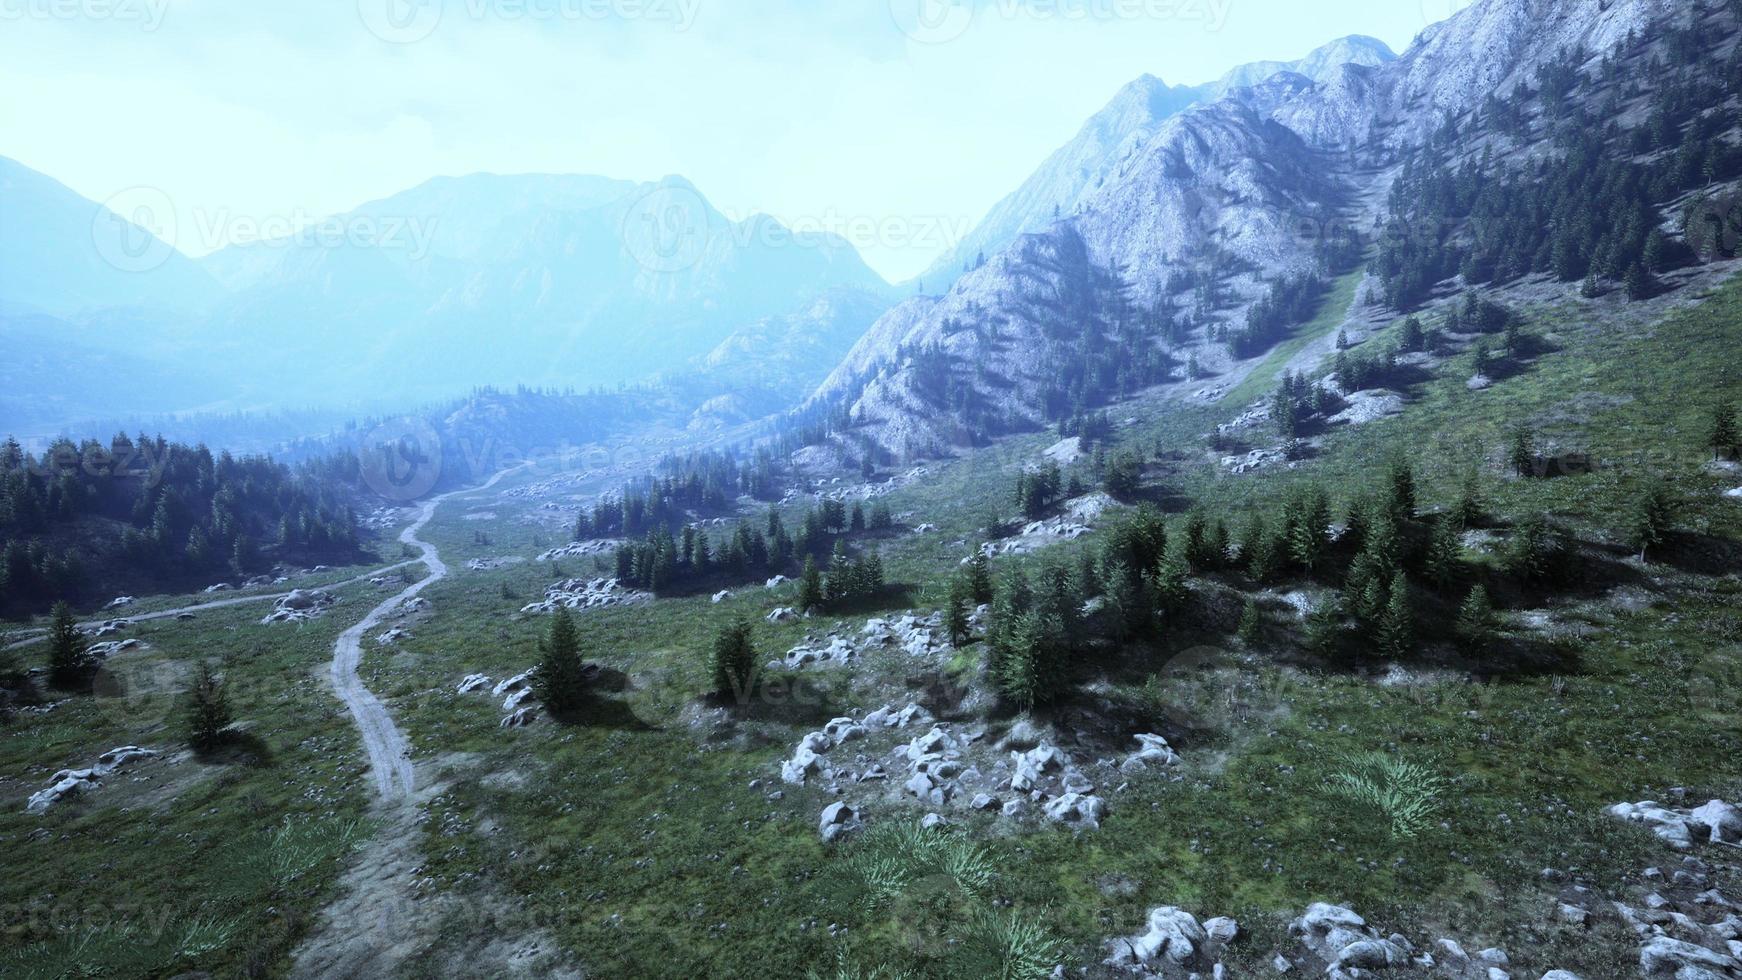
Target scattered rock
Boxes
[456,674,492,695]
[711,590,732,604]
[377,628,411,646]
[26,746,159,813]
[521,578,652,615]
[106,596,136,609]
[535,540,619,563]
[260,589,337,625]
[818,801,862,843]
[766,607,800,623]
[1610,800,1742,850]
[1103,906,1210,970]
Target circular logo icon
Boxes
[92,186,178,274]
[91,657,192,731]
[620,184,713,274]
[889,0,974,44]
[1685,192,1742,262]
[360,417,444,502]
[1418,0,1475,29]
[359,0,443,44]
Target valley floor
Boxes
[5,268,1742,979]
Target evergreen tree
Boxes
[1509,425,1537,479]
[1286,486,1332,576]
[1710,402,1740,460]
[1452,469,1486,529]
[185,660,234,751]
[533,607,589,719]
[47,601,91,689]
[992,611,1067,710]
[1386,457,1418,522]
[708,620,758,700]
[1507,515,1563,584]
[1629,478,1677,562]
[946,580,972,648]
[1236,598,1262,646]
[1377,572,1415,659]
[798,557,824,613]
[1455,585,1495,652]
[1304,597,1343,657]
[1424,519,1465,593]
[966,552,994,606]
[1154,546,1191,621]
[1398,316,1425,352]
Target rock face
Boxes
[26,746,159,813]
[520,578,652,615]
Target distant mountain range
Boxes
[0,164,896,434]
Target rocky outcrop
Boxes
[520,578,652,615]
[260,589,337,625]
[26,746,159,813]
[1610,799,1742,850]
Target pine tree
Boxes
[533,607,589,719]
[966,552,994,606]
[1286,486,1332,575]
[1377,572,1414,659]
[708,620,758,701]
[1424,519,1464,593]
[1710,402,1740,460]
[1455,585,1494,651]
[1399,316,1425,352]
[1236,598,1262,646]
[1304,597,1343,657]
[1629,478,1677,562]
[946,580,972,648]
[185,660,234,751]
[1386,457,1418,522]
[1155,546,1191,621]
[47,601,91,690]
[1452,469,1485,529]
[1510,425,1537,479]
[993,611,1066,710]
[798,557,824,613]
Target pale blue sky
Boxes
[0,0,1456,280]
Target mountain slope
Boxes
[916,36,1396,288]
[0,155,220,317]
[815,0,1737,463]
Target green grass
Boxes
[6,273,1742,977]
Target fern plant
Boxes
[1324,752,1445,839]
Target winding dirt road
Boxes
[327,466,528,799]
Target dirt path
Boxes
[293,465,531,978]
[2,562,423,653]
